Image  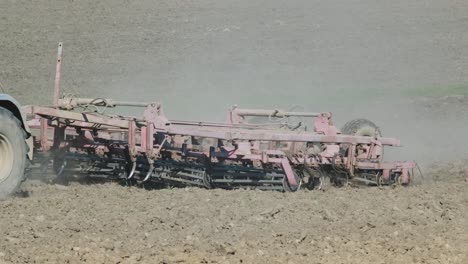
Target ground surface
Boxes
[1,0,468,263]
[0,167,466,264]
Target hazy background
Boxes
[1,0,467,166]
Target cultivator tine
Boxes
[142,163,154,182]
[127,161,137,180]
[281,158,298,190]
[56,159,67,177]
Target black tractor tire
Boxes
[340,118,382,158]
[341,118,381,137]
[0,107,27,200]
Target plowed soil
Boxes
[0,167,466,264]
[1,1,467,263]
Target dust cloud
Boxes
[1,0,467,166]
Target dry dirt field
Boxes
[0,168,466,264]
[1,0,467,263]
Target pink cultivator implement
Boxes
[20,44,415,192]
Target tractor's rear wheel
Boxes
[0,107,27,200]
[340,118,381,156]
[341,118,381,137]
